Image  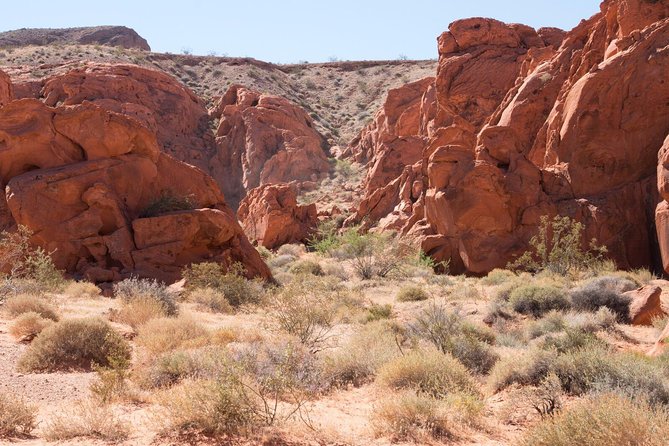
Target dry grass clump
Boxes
[396,285,429,302]
[0,392,37,438]
[157,377,257,436]
[18,318,131,372]
[378,349,478,398]
[288,259,324,276]
[188,287,233,314]
[3,294,58,321]
[322,321,402,387]
[42,400,129,442]
[518,393,669,446]
[135,346,228,389]
[63,280,100,298]
[480,268,517,286]
[114,277,178,314]
[276,244,306,257]
[364,303,394,322]
[135,317,209,355]
[114,296,168,329]
[9,311,53,340]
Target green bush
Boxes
[377,349,478,398]
[183,263,263,307]
[518,393,669,446]
[396,285,429,302]
[18,318,131,372]
[509,285,570,317]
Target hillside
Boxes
[0,26,150,51]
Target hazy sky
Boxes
[1,1,601,63]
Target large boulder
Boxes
[209,85,330,208]
[237,183,318,249]
[624,286,665,326]
[0,96,271,283]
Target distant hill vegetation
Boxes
[0,26,150,50]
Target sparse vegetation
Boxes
[508,284,571,317]
[0,392,36,438]
[140,192,196,218]
[3,294,59,320]
[9,311,53,340]
[135,317,209,355]
[396,285,429,302]
[183,262,263,307]
[42,400,129,441]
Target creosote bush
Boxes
[18,318,131,372]
[0,392,37,438]
[183,262,263,307]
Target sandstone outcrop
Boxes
[0,26,150,50]
[210,85,329,208]
[346,1,669,275]
[625,286,665,326]
[0,72,271,283]
[238,183,318,249]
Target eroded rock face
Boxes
[347,0,669,275]
[625,286,665,326]
[0,80,271,283]
[0,26,151,51]
[210,85,329,208]
[41,64,215,173]
[0,70,11,107]
[238,183,318,249]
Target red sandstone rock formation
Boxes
[625,286,665,326]
[0,74,271,284]
[238,183,318,249]
[346,1,669,275]
[0,70,11,107]
[209,85,330,208]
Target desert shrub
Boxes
[540,328,606,354]
[267,254,296,269]
[9,312,52,340]
[378,349,478,398]
[488,349,558,393]
[522,373,564,419]
[308,219,342,255]
[42,400,129,441]
[255,245,272,260]
[365,303,394,322]
[189,287,233,314]
[372,391,463,441]
[63,281,100,298]
[135,346,229,389]
[0,392,36,438]
[139,191,195,218]
[509,215,607,275]
[114,296,168,329]
[339,229,410,279]
[322,262,349,280]
[518,393,669,446]
[268,275,343,352]
[0,226,64,291]
[135,317,209,355]
[114,277,177,316]
[509,285,570,317]
[3,294,58,320]
[563,307,618,332]
[182,262,263,307]
[288,260,324,276]
[396,285,429,302]
[18,318,130,372]
[481,269,517,286]
[570,276,633,322]
[525,311,566,339]
[276,244,306,257]
[410,303,498,374]
[483,300,516,325]
[322,321,402,387]
[158,377,258,436]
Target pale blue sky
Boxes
[1,1,601,63]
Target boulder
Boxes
[209,85,329,208]
[0,97,271,283]
[237,183,318,249]
[625,286,665,326]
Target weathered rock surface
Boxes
[0,26,150,50]
[0,76,270,283]
[346,1,669,275]
[210,85,329,208]
[625,286,665,326]
[238,183,318,249]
